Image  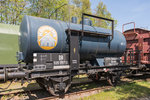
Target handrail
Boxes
[66,29,111,37]
[122,22,135,33]
[81,13,114,42]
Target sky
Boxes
[90,0,150,32]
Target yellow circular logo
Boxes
[37,25,57,50]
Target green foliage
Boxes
[28,0,68,21]
[93,1,117,29]
[0,0,117,28]
[80,0,91,14]
[71,0,91,23]
[0,0,28,25]
[80,81,150,100]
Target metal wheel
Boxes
[88,73,101,81]
[47,80,71,96]
[107,75,117,86]
[47,81,58,96]
[36,78,58,96]
[107,74,120,86]
[36,78,45,89]
[36,78,71,96]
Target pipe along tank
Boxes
[19,15,126,64]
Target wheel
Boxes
[107,71,122,86]
[88,73,101,81]
[36,78,46,89]
[107,75,118,86]
[47,80,71,96]
[36,78,71,96]
[47,81,58,96]
[36,78,59,96]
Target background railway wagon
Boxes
[122,28,150,67]
[0,23,19,64]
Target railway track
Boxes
[0,79,92,95]
[39,76,150,100]
[0,79,112,100]
[1,75,150,100]
[0,88,42,96]
[38,86,112,100]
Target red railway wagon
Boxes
[122,22,150,67]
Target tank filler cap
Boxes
[71,17,77,24]
[80,18,92,26]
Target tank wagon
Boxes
[0,13,127,96]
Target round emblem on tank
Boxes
[37,25,57,50]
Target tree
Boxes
[28,0,68,21]
[71,0,91,23]
[94,1,117,29]
[80,0,91,14]
[0,0,9,24]
[10,0,27,24]
[0,0,4,23]
[0,0,28,24]
[0,0,117,28]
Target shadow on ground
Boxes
[102,75,150,100]
[24,79,111,100]
[1,76,150,100]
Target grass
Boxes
[80,80,150,100]
[0,33,18,64]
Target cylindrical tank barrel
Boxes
[19,15,126,63]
